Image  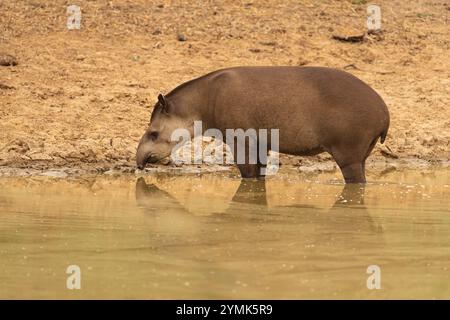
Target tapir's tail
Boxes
[380,127,388,144]
[380,114,390,143]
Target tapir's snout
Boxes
[136,134,171,170]
[136,160,147,170]
[136,152,147,170]
[136,139,154,170]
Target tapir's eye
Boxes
[148,131,159,140]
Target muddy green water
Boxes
[0,169,449,299]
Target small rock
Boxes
[0,53,18,66]
[4,139,29,154]
[259,41,277,46]
[177,33,187,41]
[40,171,68,178]
[297,58,309,66]
[104,169,116,175]
[332,33,365,43]
[380,145,399,159]
[29,152,53,161]
[379,164,397,176]
[0,83,15,90]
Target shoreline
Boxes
[1,156,449,178]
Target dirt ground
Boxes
[0,0,449,174]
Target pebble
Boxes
[177,33,187,41]
[0,53,18,66]
[40,170,68,178]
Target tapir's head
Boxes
[136,94,191,170]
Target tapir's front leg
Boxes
[236,163,265,179]
[227,138,266,179]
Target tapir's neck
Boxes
[166,75,215,130]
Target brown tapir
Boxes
[136,66,390,183]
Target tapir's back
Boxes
[209,66,389,152]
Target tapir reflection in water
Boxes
[136,67,390,183]
[135,177,382,235]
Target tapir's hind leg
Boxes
[361,137,379,178]
[331,136,380,184]
[338,163,366,183]
[330,145,367,184]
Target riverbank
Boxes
[1,0,449,171]
[0,156,448,178]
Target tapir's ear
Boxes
[158,93,166,106]
[158,94,170,113]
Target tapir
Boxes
[136,67,390,183]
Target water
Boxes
[0,169,449,299]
